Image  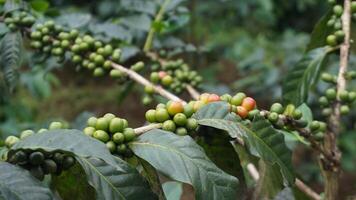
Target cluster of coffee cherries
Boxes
[145,101,199,136]
[318,72,356,116]
[325,1,356,46]
[29,20,129,79]
[219,93,257,119]
[8,150,75,181]
[83,113,135,158]
[3,11,35,31]
[4,121,68,148]
[4,121,74,181]
[149,59,203,95]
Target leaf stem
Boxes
[143,0,171,52]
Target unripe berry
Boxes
[309,121,320,132]
[155,108,170,122]
[167,101,184,116]
[318,96,329,107]
[321,73,335,83]
[183,104,194,118]
[106,141,116,153]
[31,31,42,40]
[131,61,144,72]
[156,103,166,109]
[150,72,160,83]
[110,69,123,78]
[173,113,187,126]
[88,63,96,70]
[220,94,232,102]
[270,103,284,114]
[103,45,113,56]
[123,128,135,142]
[20,130,35,139]
[325,88,337,100]
[176,127,188,136]
[96,117,109,131]
[162,120,176,132]
[186,118,198,131]
[322,108,332,116]
[268,112,279,123]
[72,55,82,64]
[113,132,125,144]
[84,127,95,137]
[326,35,337,46]
[162,75,173,86]
[193,101,205,112]
[93,130,110,142]
[230,92,246,106]
[104,112,115,120]
[340,105,350,115]
[142,96,152,106]
[339,90,349,102]
[292,109,303,120]
[241,97,256,111]
[144,85,155,95]
[69,29,79,38]
[5,136,19,148]
[94,55,105,65]
[103,60,112,69]
[145,109,156,123]
[236,106,248,119]
[93,68,104,77]
[333,5,343,17]
[38,128,48,133]
[352,1,356,13]
[49,122,63,130]
[348,91,356,102]
[328,0,336,5]
[87,117,98,127]
[335,30,345,41]
[319,122,327,132]
[248,109,259,120]
[61,40,70,48]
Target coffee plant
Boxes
[0,0,355,200]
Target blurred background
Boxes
[0,0,355,198]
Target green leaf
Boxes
[121,14,152,31]
[297,103,313,123]
[76,157,157,200]
[282,47,329,105]
[244,116,295,184]
[9,129,117,167]
[0,31,22,93]
[0,161,54,200]
[130,129,239,200]
[193,102,243,138]
[306,11,333,51]
[30,0,49,12]
[138,158,166,199]
[56,13,91,28]
[256,162,284,199]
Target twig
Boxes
[143,0,171,52]
[186,85,200,100]
[295,179,322,200]
[134,123,162,136]
[111,62,186,104]
[246,163,260,181]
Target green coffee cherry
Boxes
[319,122,327,132]
[38,128,48,133]
[220,94,232,102]
[326,35,337,46]
[84,127,95,137]
[144,85,155,95]
[333,5,343,17]
[162,120,176,132]
[326,88,337,100]
[93,130,110,142]
[87,117,98,127]
[145,109,156,123]
[268,112,279,123]
[292,109,303,120]
[340,105,350,115]
[322,108,332,116]
[113,132,125,144]
[309,121,320,132]
[106,141,116,153]
[176,127,188,136]
[348,91,356,102]
[321,73,335,83]
[335,30,345,41]
[109,118,125,133]
[173,113,187,126]
[20,130,35,139]
[270,103,284,114]
[5,136,20,148]
[123,128,135,142]
[96,117,109,131]
[155,108,170,122]
[116,144,127,154]
[162,75,173,86]
[183,104,194,118]
[186,118,198,131]
[150,72,160,83]
[352,1,356,13]
[93,68,105,77]
[319,96,329,107]
[49,122,63,130]
[142,95,153,106]
[104,113,116,121]
[230,93,246,106]
[338,90,349,102]
[131,62,144,72]
[110,69,124,78]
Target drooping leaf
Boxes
[0,161,54,200]
[255,162,284,199]
[9,129,117,167]
[56,13,91,28]
[30,0,49,12]
[306,11,333,51]
[121,14,152,31]
[76,157,157,200]
[282,47,330,105]
[193,102,244,138]
[244,116,295,184]
[0,31,22,92]
[130,129,239,200]
[138,158,166,199]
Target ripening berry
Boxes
[162,120,176,132]
[173,113,187,126]
[93,130,110,142]
[333,5,343,17]
[167,101,184,116]
[241,97,256,111]
[158,71,167,79]
[193,101,205,112]
[145,109,156,123]
[340,105,350,115]
[236,106,248,119]
[230,92,246,106]
[155,108,170,122]
[326,35,337,46]
[270,103,284,114]
[208,94,221,102]
[199,93,210,104]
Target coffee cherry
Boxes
[155,108,170,122]
[326,35,337,46]
[173,113,187,126]
[162,120,176,132]
[236,106,248,119]
[340,105,350,115]
[319,122,327,132]
[167,101,184,116]
[103,113,115,121]
[116,144,127,154]
[20,130,34,139]
[123,128,135,142]
[30,166,44,181]
[183,104,194,118]
[94,130,110,142]
[321,73,335,83]
[162,75,173,86]
[230,92,246,106]
[335,30,345,41]
[150,72,160,83]
[208,94,220,102]
[248,109,259,120]
[326,88,337,100]
[322,108,332,116]
[42,159,57,174]
[309,121,320,132]
[193,101,205,112]
[333,5,343,17]
[220,94,232,102]
[29,152,45,165]
[199,93,210,104]
[318,96,329,107]
[241,97,256,111]
[87,117,98,127]
[103,45,113,56]
[145,109,156,123]
[49,122,63,130]
[292,109,303,120]
[338,90,349,102]
[113,132,125,144]
[109,118,124,133]
[270,103,284,114]
[62,156,75,170]
[142,96,152,106]
[110,69,123,78]
[84,127,95,137]
[268,112,279,123]
[295,119,308,128]
[105,141,116,153]
[5,136,20,148]
[144,85,155,95]
[328,0,336,4]
[96,117,109,131]
[348,91,356,102]
[93,68,105,77]
[38,128,48,133]
[334,20,342,30]
[176,127,188,136]
[131,62,144,72]
[186,118,198,131]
